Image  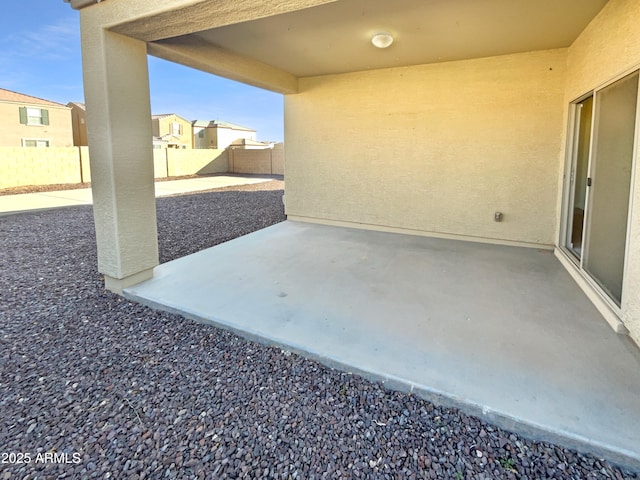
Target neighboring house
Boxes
[69,0,640,348]
[67,102,88,146]
[192,120,256,149]
[0,87,73,147]
[151,113,192,148]
[228,138,273,150]
[152,134,183,149]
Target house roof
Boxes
[157,134,182,141]
[0,87,67,107]
[67,102,86,110]
[152,113,191,123]
[230,138,271,147]
[192,119,255,131]
[65,0,104,10]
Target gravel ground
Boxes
[0,181,637,479]
[0,173,279,196]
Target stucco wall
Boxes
[0,103,73,147]
[563,0,640,344]
[285,49,567,246]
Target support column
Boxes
[81,23,158,293]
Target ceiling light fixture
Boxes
[371,32,393,49]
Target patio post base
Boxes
[104,269,154,294]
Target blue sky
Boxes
[0,1,284,141]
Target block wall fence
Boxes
[0,146,283,189]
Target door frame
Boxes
[558,65,640,324]
[563,93,594,262]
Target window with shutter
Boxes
[22,107,48,126]
[171,122,182,136]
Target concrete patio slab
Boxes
[153,175,271,197]
[0,188,94,213]
[124,221,640,470]
[0,175,273,215]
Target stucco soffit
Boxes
[148,36,298,94]
[109,0,338,43]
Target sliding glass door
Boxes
[565,71,639,306]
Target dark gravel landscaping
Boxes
[1,180,637,479]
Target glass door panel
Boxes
[566,96,593,258]
[583,71,639,305]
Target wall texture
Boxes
[0,147,248,188]
[285,49,567,246]
[563,0,640,344]
[152,149,169,178]
[0,147,83,188]
[230,145,284,175]
[165,148,228,176]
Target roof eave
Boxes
[64,0,102,10]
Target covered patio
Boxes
[125,220,640,469]
[67,0,640,472]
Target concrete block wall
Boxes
[272,145,285,175]
[0,147,84,189]
[1,146,278,190]
[152,149,169,178]
[230,146,284,175]
[165,149,228,176]
[79,146,91,183]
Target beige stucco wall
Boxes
[0,102,73,147]
[285,49,567,246]
[562,0,640,344]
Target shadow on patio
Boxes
[125,221,640,470]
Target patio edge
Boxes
[123,288,640,473]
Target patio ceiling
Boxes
[139,0,607,91]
